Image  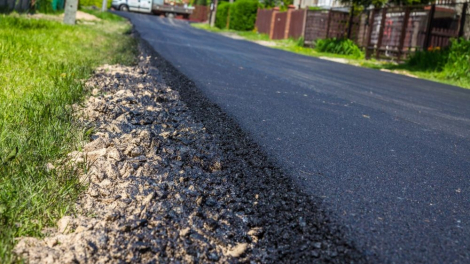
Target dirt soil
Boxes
[14,41,367,263]
[25,11,100,22]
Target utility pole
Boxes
[210,0,218,27]
[102,0,107,11]
[63,0,79,25]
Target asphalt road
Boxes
[119,12,470,263]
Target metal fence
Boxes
[0,0,30,12]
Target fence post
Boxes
[458,2,468,38]
[302,6,308,39]
[285,9,292,39]
[376,8,387,60]
[326,10,333,38]
[226,5,231,29]
[347,5,355,39]
[423,4,435,50]
[269,10,277,39]
[365,9,376,59]
[397,7,411,62]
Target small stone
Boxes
[86,148,107,163]
[107,148,124,162]
[184,255,195,264]
[57,216,73,234]
[45,163,55,172]
[226,243,248,257]
[142,192,155,206]
[179,227,191,237]
[312,249,320,258]
[208,252,219,261]
[314,242,322,249]
[84,138,108,152]
[205,198,217,207]
[88,186,99,197]
[74,226,87,233]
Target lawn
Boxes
[0,12,136,262]
[191,23,470,89]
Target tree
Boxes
[339,0,432,9]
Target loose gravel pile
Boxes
[14,44,367,263]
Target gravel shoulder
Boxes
[14,40,368,263]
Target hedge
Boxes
[228,0,259,31]
[215,2,231,29]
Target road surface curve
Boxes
[119,12,470,263]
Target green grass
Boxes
[0,14,136,263]
[79,8,127,21]
[191,23,470,89]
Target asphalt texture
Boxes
[118,12,470,263]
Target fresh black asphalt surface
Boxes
[118,12,470,263]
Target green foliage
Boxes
[406,38,470,83]
[0,15,136,263]
[407,47,449,72]
[308,6,323,11]
[315,38,363,58]
[215,2,231,29]
[260,0,292,9]
[80,0,112,9]
[295,36,304,47]
[196,0,207,6]
[35,0,55,13]
[229,0,259,31]
[444,38,470,81]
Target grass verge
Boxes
[0,12,137,263]
[191,23,470,89]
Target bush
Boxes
[444,38,470,81]
[406,38,470,82]
[216,2,231,29]
[315,38,363,58]
[196,0,207,6]
[229,0,259,31]
[407,47,449,72]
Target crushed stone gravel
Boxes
[13,42,368,263]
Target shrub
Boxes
[196,0,207,6]
[406,47,449,72]
[315,38,363,58]
[406,38,470,82]
[229,0,259,31]
[444,38,470,81]
[216,2,231,29]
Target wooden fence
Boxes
[255,2,468,61]
[189,5,209,22]
[365,2,468,60]
[255,7,306,40]
[256,8,274,35]
[287,9,306,39]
